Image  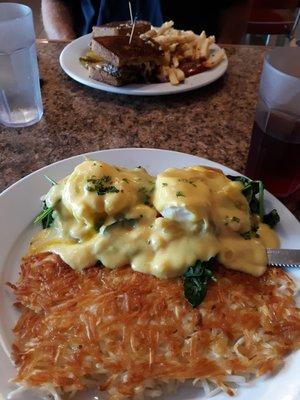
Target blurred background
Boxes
[1,0,299,44]
[1,0,46,37]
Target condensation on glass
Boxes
[0,3,43,127]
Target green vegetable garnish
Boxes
[34,175,57,228]
[178,178,197,187]
[263,209,280,228]
[176,191,185,197]
[87,176,119,195]
[227,176,261,214]
[183,258,217,308]
[44,175,57,186]
[226,175,249,186]
[94,218,105,232]
[34,201,54,229]
[227,175,280,228]
[240,230,260,240]
[138,186,152,205]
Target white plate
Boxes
[0,148,299,400]
[59,34,228,96]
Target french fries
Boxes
[203,48,226,69]
[141,21,226,86]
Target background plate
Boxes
[0,148,299,400]
[59,34,228,96]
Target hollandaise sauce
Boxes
[29,160,280,278]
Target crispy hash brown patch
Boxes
[9,253,300,399]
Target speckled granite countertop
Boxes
[0,42,299,218]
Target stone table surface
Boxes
[0,42,299,219]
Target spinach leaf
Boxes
[263,209,280,228]
[183,258,216,308]
[226,175,249,186]
[227,175,263,216]
[94,218,105,232]
[34,201,54,229]
[227,175,279,227]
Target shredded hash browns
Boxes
[9,253,300,399]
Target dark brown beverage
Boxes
[245,121,300,200]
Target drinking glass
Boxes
[0,3,43,127]
[245,47,300,200]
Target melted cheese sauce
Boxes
[28,160,280,278]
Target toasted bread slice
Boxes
[92,20,151,38]
[88,66,126,86]
[90,36,162,67]
[88,61,158,86]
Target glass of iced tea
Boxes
[245,47,300,201]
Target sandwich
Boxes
[88,35,163,86]
[92,20,151,38]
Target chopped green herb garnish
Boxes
[183,258,217,308]
[122,178,129,183]
[240,230,260,240]
[87,175,119,195]
[176,191,185,197]
[178,178,197,187]
[162,182,168,187]
[138,186,152,205]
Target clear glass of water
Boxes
[0,3,43,127]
